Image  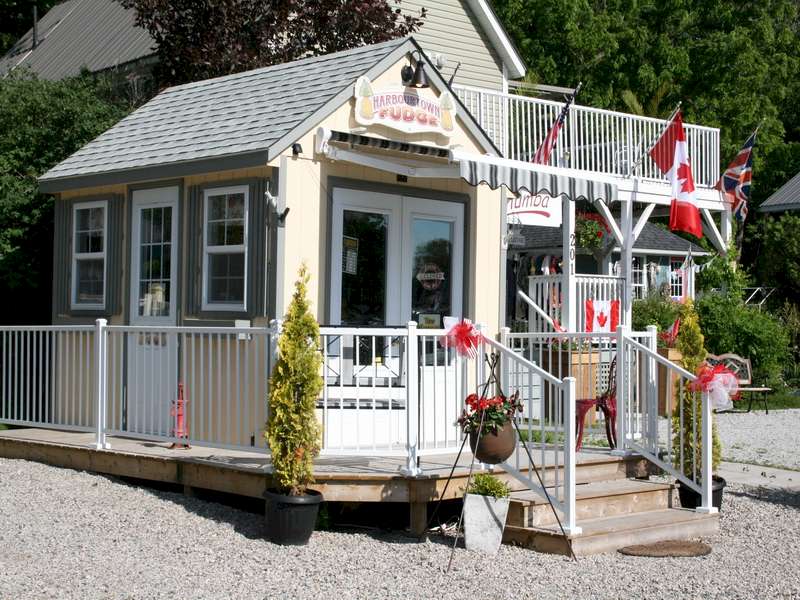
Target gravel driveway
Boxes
[1,458,799,600]
[716,408,800,470]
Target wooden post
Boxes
[403,321,420,476]
[409,501,428,536]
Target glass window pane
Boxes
[411,218,452,327]
[226,221,244,245]
[75,258,104,304]
[209,196,226,220]
[208,223,225,246]
[340,210,387,327]
[208,253,245,304]
[227,194,245,219]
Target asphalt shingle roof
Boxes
[0,0,154,80]
[520,220,706,254]
[39,38,415,188]
[759,170,800,212]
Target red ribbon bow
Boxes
[440,318,482,358]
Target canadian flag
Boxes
[649,111,703,239]
[585,299,620,333]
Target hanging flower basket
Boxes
[459,392,522,464]
[575,212,610,251]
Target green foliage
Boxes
[467,473,510,498]
[0,72,127,323]
[632,294,680,338]
[0,1,59,55]
[694,253,750,295]
[266,265,323,496]
[121,0,426,87]
[574,216,603,249]
[752,214,800,303]
[672,301,722,477]
[697,293,790,386]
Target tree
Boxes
[119,0,426,87]
[752,214,800,303]
[266,265,323,496]
[0,0,59,55]
[0,73,127,323]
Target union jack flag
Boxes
[531,83,582,165]
[715,130,757,221]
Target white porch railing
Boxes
[453,84,720,188]
[526,274,625,332]
[504,327,716,513]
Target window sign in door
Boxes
[137,206,173,317]
[341,210,388,327]
[411,218,453,328]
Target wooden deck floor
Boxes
[0,427,648,532]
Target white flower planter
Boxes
[463,493,510,555]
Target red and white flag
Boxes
[585,299,620,333]
[649,111,703,239]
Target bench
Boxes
[706,353,772,414]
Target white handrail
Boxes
[623,336,697,380]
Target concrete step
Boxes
[504,507,719,555]
[507,478,673,527]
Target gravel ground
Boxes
[1,458,799,600]
[716,408,800,471]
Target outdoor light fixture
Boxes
[401,51,430,89]
[292,143,303,156]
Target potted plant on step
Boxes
[463,472,511,555]
[264,265,324,545]
[671,301,726,510]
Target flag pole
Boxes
[627,101,682,178]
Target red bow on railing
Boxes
[439,317,482,358]
[688,362,740,410]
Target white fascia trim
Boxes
[325,146,460,178]
[465,0,526,79]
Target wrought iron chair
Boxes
[575,356,617,451]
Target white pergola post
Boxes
[720,204,733,247]
[562,196,577,331]
[620,183,635,327]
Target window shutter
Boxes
[105,194,124,315]
[52,198,73,318]
[185,185,203,316]
[248,178,269,317]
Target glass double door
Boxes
[330,188,464,329]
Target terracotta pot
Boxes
[469,421,516,464]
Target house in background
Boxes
[759,170,800,213]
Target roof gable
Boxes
[760,170,800,212]
[39,37,499,192]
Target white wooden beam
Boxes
[632,203,656,242]
[593,199,624,246]
[621,180,636,326]
[701,208,727,255]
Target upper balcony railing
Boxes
[453,85,721,188]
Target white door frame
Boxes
[129,187,180,325]
[401,196,464,324]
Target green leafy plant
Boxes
[697,293,790,386]
[574,215,605,250]
[467,473,510,498]
[632,293,681,342]
[458,392,523,434]
[671,301,722,477]
[265,264,323,496]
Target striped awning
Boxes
[457,155,617,203]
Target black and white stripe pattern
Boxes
[329,130,450,158]
[460,158,616,203]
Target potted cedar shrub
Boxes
[264,265,324,545]
[671,301,725,510]
[458,391,523,464]
[463,472,511,555]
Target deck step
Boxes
[507,478,673,527]
[504,507,719,555]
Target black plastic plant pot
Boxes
[263,488,323,545]
[677,476,726,511]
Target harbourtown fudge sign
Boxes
[353,76,456,136]
[507,192,563,228]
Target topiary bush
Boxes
[672,301,722,477]
[266,264,323,496]
[467,473,510,498]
